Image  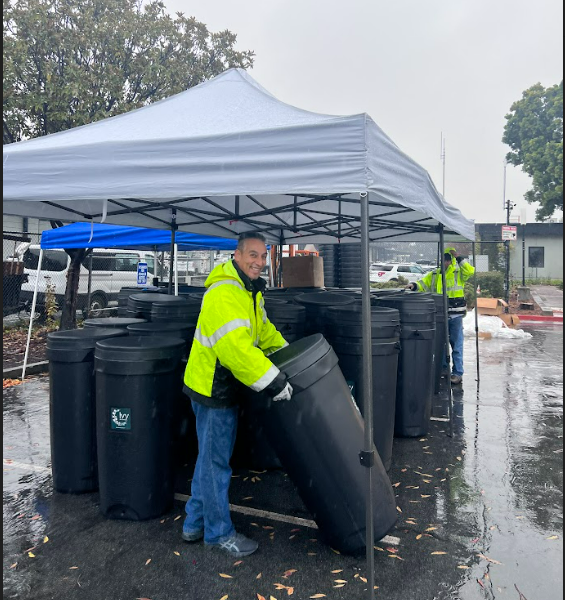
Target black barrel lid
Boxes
[95,335,185,362]
[294,292,356,307]
[129,293,188,305]
[47,327,127,350]
[371,288,407,296]
[326,304,399,321]
[126,322,195,335]
[285,287,325,294]
[118,286,161,295]
[263,297,290,305]
[83,317,147,328]
[269,334,332,380]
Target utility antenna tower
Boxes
[440,132,446,198]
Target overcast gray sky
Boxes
[164,0,563,224]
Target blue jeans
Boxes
[442,315,465,377]
[184,401,238,544]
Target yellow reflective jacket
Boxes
[184,260,287,408]
[416,256,475,316]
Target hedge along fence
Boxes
[465,271,505,308]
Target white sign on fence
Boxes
[502,225,518,241]
[137,261,148,286]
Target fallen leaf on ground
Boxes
[458,566,470,570]
[233,561,243,566]
[173,551,180,556]
[174,515,182,521]
[331,569,343,573]
[43,536,49,543]
[431,552,447,556]
[220,596,229,600]
[476,553,502,565]
[10,563,17,569]
[334,580,347,584]
[547,535,559,540]
[416,534,423,540]
[219,573,233,579]
[145,559,151,566]
[310,595,326,599]
[257,595,266,600]
[28,552,35,558]
[282,569,297,578]
[425,527,438,532]
[256,573,262,580]
[69,566,79,570]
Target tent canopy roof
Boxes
[3,69,475,243]
[40,222,238,251]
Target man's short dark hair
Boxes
[237,232,267,252]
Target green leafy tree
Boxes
[4,0,254,328]
[3,0,254,143]
[503,81,563,221]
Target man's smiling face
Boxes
[234,238,268,280]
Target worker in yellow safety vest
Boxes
[182,232,291,558]
[407,247,475,385]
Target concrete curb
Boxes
[3,361,49,379]
[517,314,564,323]
[530,290,555,316]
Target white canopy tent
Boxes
[3,68,473,243]
[3,68,477,600]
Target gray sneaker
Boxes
[182,529,204,542]
[207,532,259,557]
[451,374,463,385]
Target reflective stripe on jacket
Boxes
[416,257,475,315]
[184,260,287,408]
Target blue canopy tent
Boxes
[22,223,241,379]
[40,222,238,251]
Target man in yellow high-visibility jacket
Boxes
[407,247,475,385]
[182,232,290,558]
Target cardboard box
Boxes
[499,313,521,329]
[476,298,507,316]
[476,298,521,328]
[282,256,324,288]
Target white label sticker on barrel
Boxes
[346,380,362,415]
[111,407,131,431]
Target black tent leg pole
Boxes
[473,242,480,384]
[360,192,376,600]
[168,208,177,295]
[439,226,454,437]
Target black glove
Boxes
[264,371,289,398]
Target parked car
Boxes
[370,263,426,284]
[14,244,162,315]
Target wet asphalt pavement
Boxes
[3,324,563,600]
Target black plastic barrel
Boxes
[375,293,436,437]
[118,286,162,309]
[126,292,181,320]
[95,336,185,520]
[151,296,202,324]
[294,292,355,336]
[47,328,128,493]
[325,305,401,470]
[432,294,447,394]
[126,321,196,359]
[84,317,147,330]
[264,302,306,344]
[256,335,398,554]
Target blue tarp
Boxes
[40,222,238,251]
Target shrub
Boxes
[465,272,504,308]
[371,276,409,289]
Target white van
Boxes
[16,244,164,315]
